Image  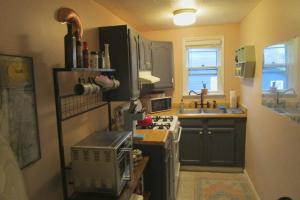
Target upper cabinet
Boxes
[234,45,256,78]
[151,41,174,90]
[139,37,152,71]
[99,25,140,101]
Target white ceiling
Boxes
[95,0,261,31]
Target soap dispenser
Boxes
[179,98,184,112]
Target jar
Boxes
[90,51,99,69]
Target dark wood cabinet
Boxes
[139,37,152,71]
[134,135,174,200]
[99,25,140,101]
[151,41,174,90]
[179,118,246,167]
[180,127,205,165]
[206,127,236,166]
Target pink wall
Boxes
[0,1,127,200]
[240,0,300,199]
[142,24,241,104]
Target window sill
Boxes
[183,93,225,99]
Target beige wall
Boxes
[240,0,300,199]
[0,1,127,200]
[142,24,241,104]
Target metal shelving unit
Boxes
[52,67,115,200]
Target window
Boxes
[262,44,288,91]
[183,37,224,95]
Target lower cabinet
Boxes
[134,135,174,200]
[179,118,246,167]
[179,127,205,165]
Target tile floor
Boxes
[176,171,258,200]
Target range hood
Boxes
[139,71,160,83]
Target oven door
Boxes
[117,147,133,194]
[173,125,182,194]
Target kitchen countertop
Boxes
[148,108,247,118]
[134,129,169,145]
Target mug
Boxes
[74,78,92,95]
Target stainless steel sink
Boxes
[179,108,227,114]
[202,108,226,114]
[179,108,202,114]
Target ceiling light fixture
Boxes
[173,8,197,26]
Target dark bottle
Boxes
[82,41,89,68]
[64,23,76,69]
[75,31,83,68]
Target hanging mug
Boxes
[74,77,91,95]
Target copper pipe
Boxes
[56,7,83,39]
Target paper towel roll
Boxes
[229,90,237,108]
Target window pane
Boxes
[264,44,286,65]
[262,43,288,90]
[188,68,218,92]
[262,69,288,90]
[188,48,218,67]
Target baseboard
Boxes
[244,169,261,200]
[181,165,244,173]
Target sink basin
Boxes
[179,109,202,114]
[179,108,227,114]
[202,108,226,114]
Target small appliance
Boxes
[71,131,133,195]
[143,96,172,113]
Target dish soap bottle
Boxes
[179,98,184,112]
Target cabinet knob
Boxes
[208,131,212,135]
[198,131,203,135]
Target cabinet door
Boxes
[180,127,205,165]
[206,127,236,166]
[164,138,174,200]
[128,28,140,99]
[139,37,152,71]
[152,41,174,90]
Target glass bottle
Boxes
[82,41,89,68]
[64,23,76,69]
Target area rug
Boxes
[195,174,255,200]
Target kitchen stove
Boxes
[136,115,181,198]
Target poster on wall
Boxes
[0,54,41,168]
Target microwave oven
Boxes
[71,131,133,195]
[144,96,172,113]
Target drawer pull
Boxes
[198,131,203,135]
[208,131,212,135]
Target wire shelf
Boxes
[59,93,107,121]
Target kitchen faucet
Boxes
[273,88,296,107]
[188,90,210,108]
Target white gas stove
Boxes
[136,115,181,197]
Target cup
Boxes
[74,78,92,95]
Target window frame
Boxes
[262,43,291,94]
[182,36,225,97]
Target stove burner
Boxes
[136,122,171,130]
[152,116,174,122]
[153,123,171,130]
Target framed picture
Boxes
[0,54,41,168]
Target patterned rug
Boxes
[195,174,256,200]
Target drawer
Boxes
[207,118,236,127]
[179,119,205,127]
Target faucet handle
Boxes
[207,101,210,108]
[213,100,217,108]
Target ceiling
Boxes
[95,0,261,31]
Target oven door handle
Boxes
[175,126,182,143]
[121,148,133,181]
